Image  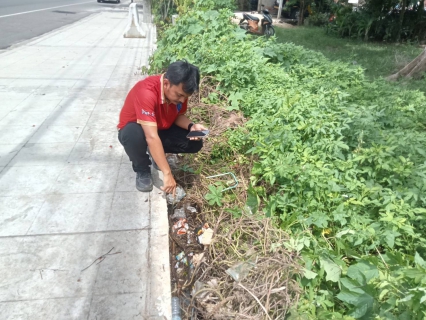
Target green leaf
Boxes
[303,268,318,279]
[403,268,426,283]
[246,185,259,214]
[336,229,356,238]
[347,260,379,285]
[349,299,370,318]
[340,278,364,295]
[337,289,363,305]
[187,24,203,35]
[415,252,426,268]
[338,278,374,318]
[320,255,341,282]
[204,185,223,206]
[227,91,243,111]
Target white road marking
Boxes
[0,1,94,18]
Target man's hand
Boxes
[189,123,208,141]
[161,172,177,197]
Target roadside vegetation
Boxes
[275,26,426,93]
[151,0,426,319]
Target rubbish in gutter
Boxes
[172,218,189,235]
[171,296,182,320]
[167,185,186,205]
[171,208,186,219]
[195,223,214,245]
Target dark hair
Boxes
[165,60,200,94]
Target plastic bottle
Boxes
[171,297,182,320]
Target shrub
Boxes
[149,3,426,318]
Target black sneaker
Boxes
[136,169,153,192]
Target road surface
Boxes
[0,0,132,49]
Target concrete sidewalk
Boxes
[0,10,171,320]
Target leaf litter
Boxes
[167,78,302,319]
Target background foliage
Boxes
[327,0,426,42]
[150,3,426,319]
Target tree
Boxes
[387,48,426,80]
[152,0,174,21]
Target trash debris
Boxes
[225,258,257,282]
[192,253,205,266]
[171,296,182,320]
[195,223,214,245]
[171,208,186,220]
[242,205,253,215]
[185,205,197,214]
[175,251,195,274]
[187,231,194,244]
[192,280,207,300]
[176,252,187,265]
[200,228,214,245]
[166,185,186,205]
[172,219,189,235]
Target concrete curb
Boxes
[148,173,172,319]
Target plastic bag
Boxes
[171,208,186,219]
[166,185,186,205]
[225,258,257,282]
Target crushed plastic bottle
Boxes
[171,297,182,320]
[166,185,186,205]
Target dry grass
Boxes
[168,77,302,319]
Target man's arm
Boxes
[141,124,176,196]
[174,114,192,130]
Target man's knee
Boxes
[120,122,146,145]
[188,140,203,153]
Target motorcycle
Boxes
[239,9,275,37]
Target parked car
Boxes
[97,0,120,3]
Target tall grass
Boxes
[275,26,426,94]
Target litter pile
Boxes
[167,182,302,320]
[167,190,213,292]
[167,187,215,319]
[164,86,302,319]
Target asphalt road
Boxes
[0,0,132,50]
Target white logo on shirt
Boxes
[142,109,155,117]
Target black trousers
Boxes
[118,122,203,172]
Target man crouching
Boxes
[117,60,207,195]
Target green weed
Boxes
[150,5,426,319]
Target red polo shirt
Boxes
[117,74,188,130]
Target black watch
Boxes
[187,122,194,131]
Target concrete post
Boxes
[123,3,146,38]
[172,14,179,25]
[142,0,152,23]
